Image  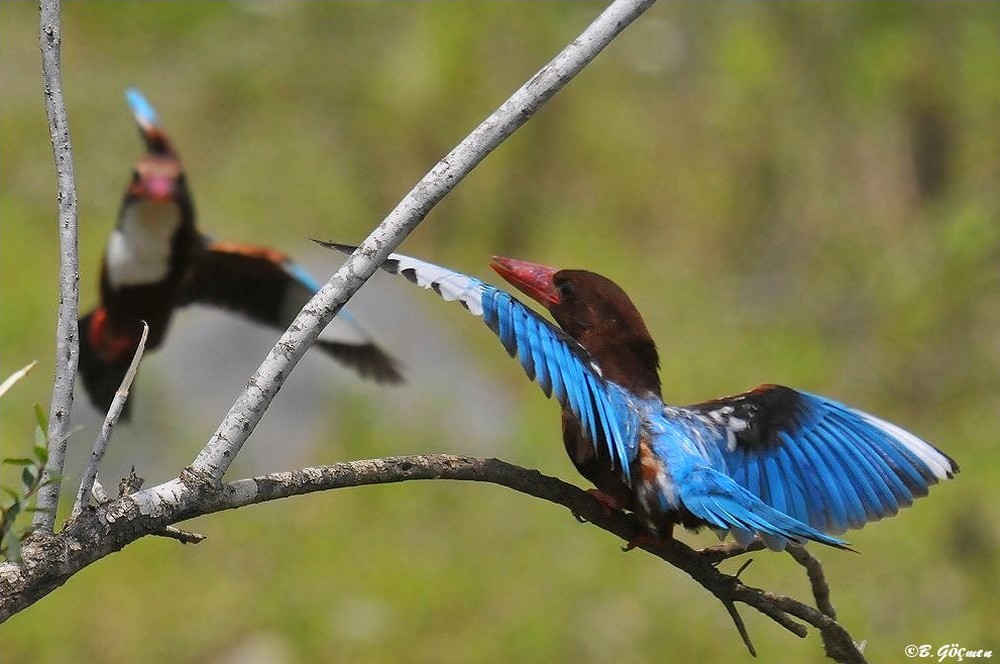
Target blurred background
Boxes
[1,2,998,662]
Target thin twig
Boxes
[787,545,837,619]
[744,591,809,637]
[785,546,867,662]
[72,324,149,518]
[723,599,758,657]
[152,526,205,545]
[33,0,81,533]
[189,0,660,484]
[699,540,766,565]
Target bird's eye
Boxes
[556,279,574,300]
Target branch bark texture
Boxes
[33,0,82,533]
[0,454,866,663]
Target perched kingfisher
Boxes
[321,244,958,550]
[77,90,402,416]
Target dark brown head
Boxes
[490,256,661,396]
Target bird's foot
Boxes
[572,489,624,523]
[586,489,623,514]
[621,532,665,552]
[621,521,677,552]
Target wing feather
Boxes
[684,385,957,534]
[181,240,401,383]
[321,244,641,478]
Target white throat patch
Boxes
[106,199,182,290]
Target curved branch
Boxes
[190,0,659,483]
[33,0,82,533]
[218,456,867,663]
[1,454,866,662]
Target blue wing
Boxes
[321,243,642,479]
[635,412,848,549]
[682,385,958,535]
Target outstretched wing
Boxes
[320,243,641,478]
[682,384,958,534]
[179,239,402,384]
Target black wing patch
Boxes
[687,384,806,451]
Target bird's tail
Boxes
[314,339,404,385]
[679,465,851,551]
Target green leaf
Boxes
[34,404,48,436]
[33,444,49,464]
[2,458,33,466]
[21,467,36,490]
[2,488,20,503]
[5,500,21,523]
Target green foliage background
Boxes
[2,3,998,662]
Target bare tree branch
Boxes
[190,0,660,483]
[72,323,150,518]
[33,0,82,534]
[0,454,867,662]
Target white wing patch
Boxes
[697,405,749,452]
[387,253,484,317]
[858,410,955,480]
[106,200,182,290]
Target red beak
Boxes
[140,175,175,201]
[489,256,560,308]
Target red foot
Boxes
[586,489,622,514]
[622,532,657,552]
[622,523,674,552]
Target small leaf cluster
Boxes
[1,405,56,562]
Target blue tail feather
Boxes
[679,466,849,550]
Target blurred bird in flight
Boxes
[78,90,402,416]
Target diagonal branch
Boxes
[189,0,659,483]
[72,323,150,518]
[33,0,81,534]
[214,456,868,663]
